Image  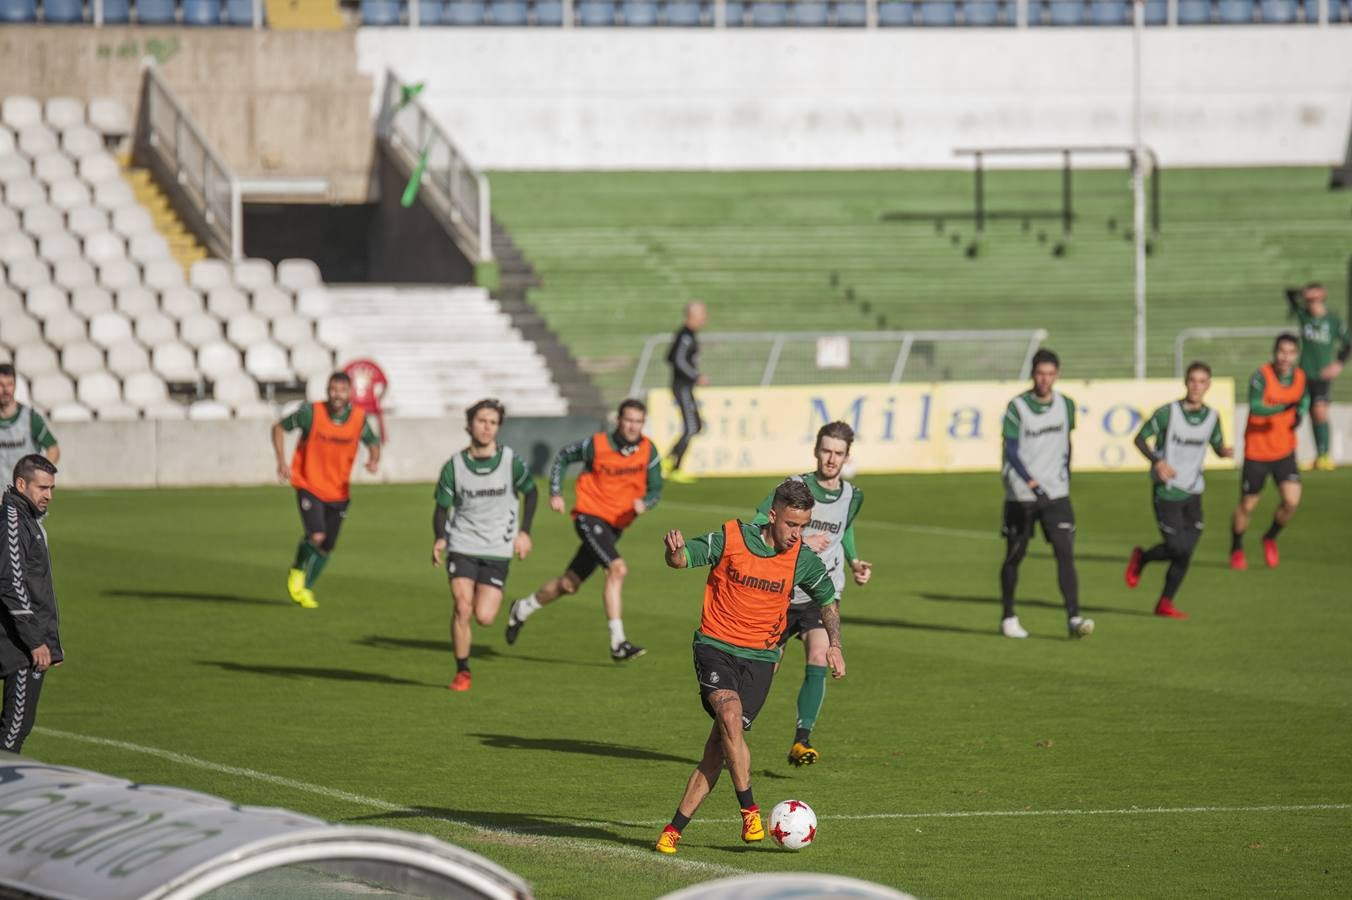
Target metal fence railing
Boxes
[378,70,493,264]
[141,65,240,260]
[628,329,1048,397]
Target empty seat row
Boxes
[0,0,260,25]
[189,257,321,294]
[0,97,129,139]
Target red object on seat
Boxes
[343,359,389,443]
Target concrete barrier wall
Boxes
[41,406,1352,489]
[354,28,1352,170]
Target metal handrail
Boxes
[141,64,241,260]
[379,70,494,264]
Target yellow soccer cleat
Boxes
[660,457,676,477]
[287,568,306,602]
[293,587,318,610]
[787,741,820,767]
[655,826,681,854]
[1314,454,1335,472]
[740,807,765,843]
[667,469,697,485]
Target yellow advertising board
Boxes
[647,380,1235,477]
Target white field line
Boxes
[33,727,744,877]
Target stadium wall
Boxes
[44,405,1352,488]
[354,29,1352,170]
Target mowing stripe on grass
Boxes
[33,727,745,877]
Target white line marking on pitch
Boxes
[33,727,744,877]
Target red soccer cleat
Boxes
[1125,546,1144,588]
[1262,538,1280,569]
[1229,549,1248,571]
[448,671,472,692]
[1154,597,1188,620]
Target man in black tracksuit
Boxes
[664,300,708,484]
[1,454,62,754]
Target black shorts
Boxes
[694,642,775,732]
[565,513,623,583]
[776,602,825,648]
[1306,378,1332,405]
[446,552,510,589]
[1154,493,1203,539]
[296,489,348,541]
[1002,496,1075,544]
[1240,455,1301,495]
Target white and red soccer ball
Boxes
[769,799,817,850]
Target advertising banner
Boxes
[647,380,1236,477]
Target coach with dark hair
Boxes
[1,454,63,754]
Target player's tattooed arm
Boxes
[821,604,847,679]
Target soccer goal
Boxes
[1173,326,1288,398]
[627,329,1048,397]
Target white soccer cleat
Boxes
[1068,616,1095,638]
[1000,616,1029,639]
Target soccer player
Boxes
[750,421,870,767]
[654,479,843,856]
[1125,362,1234,619]
[1285,283,1350,470]
[662,300,708,485]
[999,348,1093,640]
[1231,334,1307,570]
[271,372,381,609]
[431,399,538,692]
[0,364,60,478]
[504,399,661,661]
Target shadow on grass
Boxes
[344,806,650,847]
[356,635,612,668]
[198,660,439,688]
[841,614,1008,638]
[918,592,1153,618]
[470,732,696,765]
[103,589,278,606]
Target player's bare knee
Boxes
[608,558,628,579]
[308,532,326,547]
[558,574,580,595]
[474,610,496,627]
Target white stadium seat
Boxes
[88,311,134,349]
[179,313,223,349]
[1,97,42,131]
[0,205,18,232]
[271,314,312,349]
[15,343,62,376]
[95,402,140,421]
[129,232,172,265]
[198,340,242,378]
[53,258,97,292]
[117,287,160,318]
[12,374,29,405]
[143,260,185,291]
[20,205,64,240]
[62,126,104,159]
[77,372,122,408]
[151,341,199,382]
[0,315,43,347]
[66,205,109,239]
[161,287,205,320]
[144,402,188,420]
[0,153,29,181]
[25,285,69,321]
[6,258,51,290]
[212,371,258,407]
[107,340,151,378]
[33,153,75,185]
[225,313,269,348]
[76,151,120,185]
[277,258,321,293]
[92,179,134,210]
[124,371,169,408]
[290,342,334,380]
[44,312,87,348]
[187,400,231,421]
[44,97,85,132]
[88,98,131,138]
[251,285,293,319]
[0,230,36,262]
[190,259,231,293]
[17,125,58,158]
[83,230,126,265]
[29,373,75,408]
[71,285,115,318]
[41,233,82,265]
[98,259,140,292]
[207,287,249,320]
[0,286,22,317]
[133,311,176,346]
[232,258,274,291]
[4,178,48,211]
[305,372,329,402]
[49,178,92,213]
[111,205,154,238]
[295,286,332,318]
[0,125,13,155]
[61,341,106,378]
[244,342,293,382]
[48,402,93,423]
[232,400,276,420]
[314,319,352,348]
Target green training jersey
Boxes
[1137,402,1225,501]
[1293,309,1351,380]
[751,473,864,601]
[682,521,836,662]
[280,403,381,447]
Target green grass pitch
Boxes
[28,470,1352,898]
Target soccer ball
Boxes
[768,799,817,850]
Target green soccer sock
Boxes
[795,665,829,734]
[305,548,330,588]
[292,539,316,571]
[1314,421,1330,456]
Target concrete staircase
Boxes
[264,0,345,29]
[119,152,207,275]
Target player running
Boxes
[271,372,381,609]
[1125,362,1234,619]
[662,301,708,485]
[750,421,869,768]
[504,399,661,661]
[999,348,1093,640]
[655,479,843,856]
[1231,334,1307,570]
[0,364,60,477]
[1285,283,1350,470]
[432,399,538,692]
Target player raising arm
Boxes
[1285,282,1350,470]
